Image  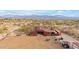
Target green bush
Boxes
[17,25,32,32]
[0,26,8,34]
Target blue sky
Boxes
[0,10,79,17]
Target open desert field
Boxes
[0,35,63,49]
[0,19,79,49]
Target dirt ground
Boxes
[0,35,63,49]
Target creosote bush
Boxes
[17,25,32,33]
[0,26,8,34]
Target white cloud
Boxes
[56,10,65,13]
[50,10,65,16]
[51,11,64,16]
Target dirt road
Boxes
[0,26,19,40]
[0,35,63,49]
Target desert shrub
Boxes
[17,25,32,33]
[0,26,8,34]
[2,27,8,30]
[0,29,4,33]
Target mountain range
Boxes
[0,15,79,20]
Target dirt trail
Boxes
[0,26,19,40]
[0,35,63,49]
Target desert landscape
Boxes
[0,10,79,49]
[0,19,79,49]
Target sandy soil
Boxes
[0,35,63,49]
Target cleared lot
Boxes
[0,35,63,49]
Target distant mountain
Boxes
[0,15,79,20]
